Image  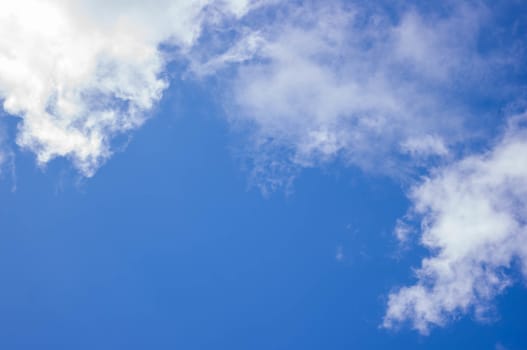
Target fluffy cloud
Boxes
[383,114,527,334]
[0,0,253,176]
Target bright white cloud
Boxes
[383,113,527,334]
[0,0,253,176]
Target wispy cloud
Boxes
[189,2,520,190]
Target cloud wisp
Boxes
[190,2,519,191]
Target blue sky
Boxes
[0,1,527,349]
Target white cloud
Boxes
[0,0,253,176]
[383,113,527,334]
[191,2,510,189]
[392,5,486,82]
[400,135,449,157]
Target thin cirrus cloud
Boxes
[0,0,526,335]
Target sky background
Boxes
[0,1,527,349]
